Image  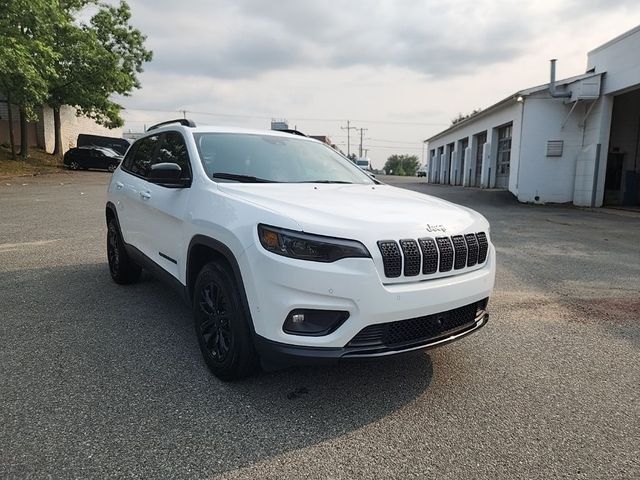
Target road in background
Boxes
[1,172,639,479]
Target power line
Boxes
[335,142,422,151]
[333,134,422,145]
[121,107,448,127]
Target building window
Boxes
[497,124,512,176]
[475,131,487,186]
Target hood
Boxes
[218,183,487,240]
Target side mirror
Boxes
[149,162,190,187]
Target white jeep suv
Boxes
[106,119,495,380]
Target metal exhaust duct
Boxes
[549,59,572,98]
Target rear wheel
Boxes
[193,261,257,380]
[107,163,117,172]
[69,161,79,170]
[107,217,141,284]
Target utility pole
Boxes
[341,121,357,157]
[180,109,187,119]
[358,128,368,158]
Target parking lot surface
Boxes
[1,172,639,479]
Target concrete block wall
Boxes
[41,105,123,154]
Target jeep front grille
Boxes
[377,232,488,278]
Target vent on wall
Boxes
[546,140,564,157]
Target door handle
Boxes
[139,190,151,200]
[115,181,124,190]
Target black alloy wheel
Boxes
[193,261,257,380]
[198,281,233,362]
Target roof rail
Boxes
[278,128,307,137]
[147,118,196,131]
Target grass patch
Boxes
[0,146,65,179]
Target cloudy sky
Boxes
[116,0,640,168]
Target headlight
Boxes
[258,224,370,262]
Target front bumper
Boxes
[239,242,496,349]
[254,310,489,366]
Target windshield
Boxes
[193,133,375,184]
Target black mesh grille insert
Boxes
[465,234,479,267]
[377,240,402,277]
[436,237,453,272]
[418,238,438,274]
[399,239,421,277]
[348,301,482,348]
[476,232,488,264]
[378,232,488,278]
[452,235,468,270]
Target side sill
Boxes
[124,243,189,305]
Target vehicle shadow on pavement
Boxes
[1,262,433,478]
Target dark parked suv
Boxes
[63,146,123,172]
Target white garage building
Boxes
[424,25,640,208]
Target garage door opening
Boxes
[604,88,640,207]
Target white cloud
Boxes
[119,0,640,168]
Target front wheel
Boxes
[107,163,117,172]
[69,161,79,170]
[193,261,257,380]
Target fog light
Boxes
[283,309,350,336]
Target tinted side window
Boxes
[129,135,160,177]
[156,132,191,178]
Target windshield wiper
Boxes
[298,180,354,184]
[211,172,276,183]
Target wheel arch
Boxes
[186,235,256,333]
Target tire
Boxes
[107,163,117,172]
[69,161,79,170]
[193,261,258,381]
[107,217,142,285]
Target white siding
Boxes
[40,105,123,154]
[517,95,587,204]
[588,25,640,95]
[426,102,522,194]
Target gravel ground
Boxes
[1,172,638,479]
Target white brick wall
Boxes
[41,105,123,154]
[1,96,123,153]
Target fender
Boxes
[186,234,257,335]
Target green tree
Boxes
[48,1,152,155]
[383,154,420,176]
[0,0,60,159]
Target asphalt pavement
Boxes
[1,172,639,479]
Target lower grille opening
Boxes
[348,299,487,348]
